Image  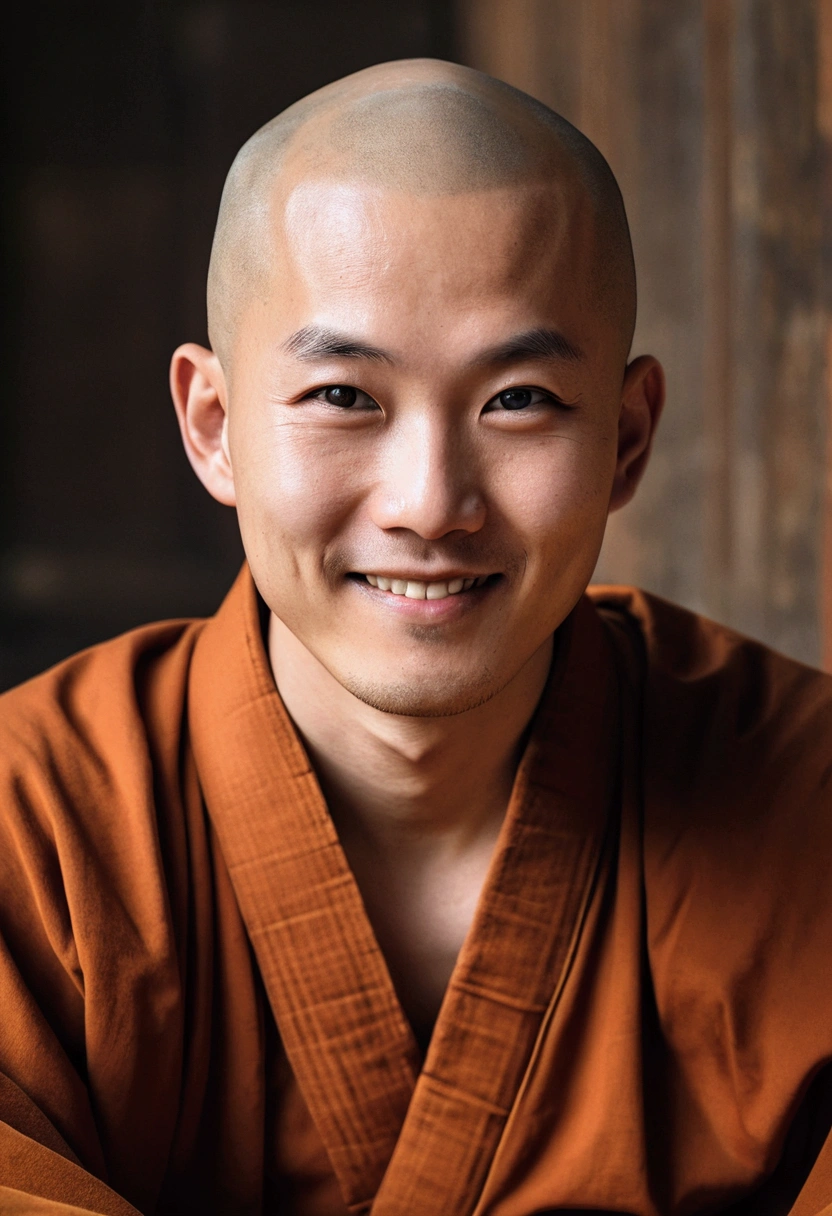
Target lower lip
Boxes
[349,577,498,621]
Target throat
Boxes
[334,812,502,1052]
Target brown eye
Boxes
[324,386,357,408]
[498,388,533,410]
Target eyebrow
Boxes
[282,325,393,363]
[474,327,585,366]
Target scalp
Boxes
[207,59,636,365]
[320,82,551,195]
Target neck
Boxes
[267,615,554,854]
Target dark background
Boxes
[1,2,458,690]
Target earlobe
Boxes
[169,343,237,508]
[609,354,665,512]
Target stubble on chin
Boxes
[337,664,500,719]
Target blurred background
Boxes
[2,0,830,690]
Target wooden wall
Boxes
[460,0,832,667]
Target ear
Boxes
[608,354,665,512]
[170,343,236,507]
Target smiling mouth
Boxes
[352,573,495,601]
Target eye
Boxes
[323,385,357,407]
[498,388,534,410]
[486,386,560,412]
[311,384,378,409]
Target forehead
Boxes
[271,177,598,326]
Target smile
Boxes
[358,574,491,600]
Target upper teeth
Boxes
[364,574,488,599]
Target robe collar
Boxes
[189,565,620,1215]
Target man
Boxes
[0,57,830,1216]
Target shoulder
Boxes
[588,587,832,1071]
[0,617,206,929]
[0,618,205,791]
[0,621,211,1176]
[587,586,832,953]
[0,617,208,1014]
[587,584,832,805]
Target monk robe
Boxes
[1,564,831,1216]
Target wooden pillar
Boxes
[702,0,735,623]
[820,0,832,671]
[727,0,827,661]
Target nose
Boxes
[369,413,486,540]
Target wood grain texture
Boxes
[820,0,832,671]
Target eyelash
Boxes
[306,385,570,412]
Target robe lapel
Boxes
[189,567,619,1216]
[370,593,619,1215]
[189,568,420,1213]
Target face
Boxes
[202,177,644,716]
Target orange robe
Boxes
[1,565,831,1215]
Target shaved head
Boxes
[206,59,636,365]
[174,59,665,729]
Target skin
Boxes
[170,60,664,1045]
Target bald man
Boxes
[1,59,831,1216]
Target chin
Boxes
[339,666,502,719]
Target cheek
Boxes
[492,436,614,553]
[230,415,364,557]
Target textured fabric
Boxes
[0,566,830,1215]
[188,573,618,1215]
